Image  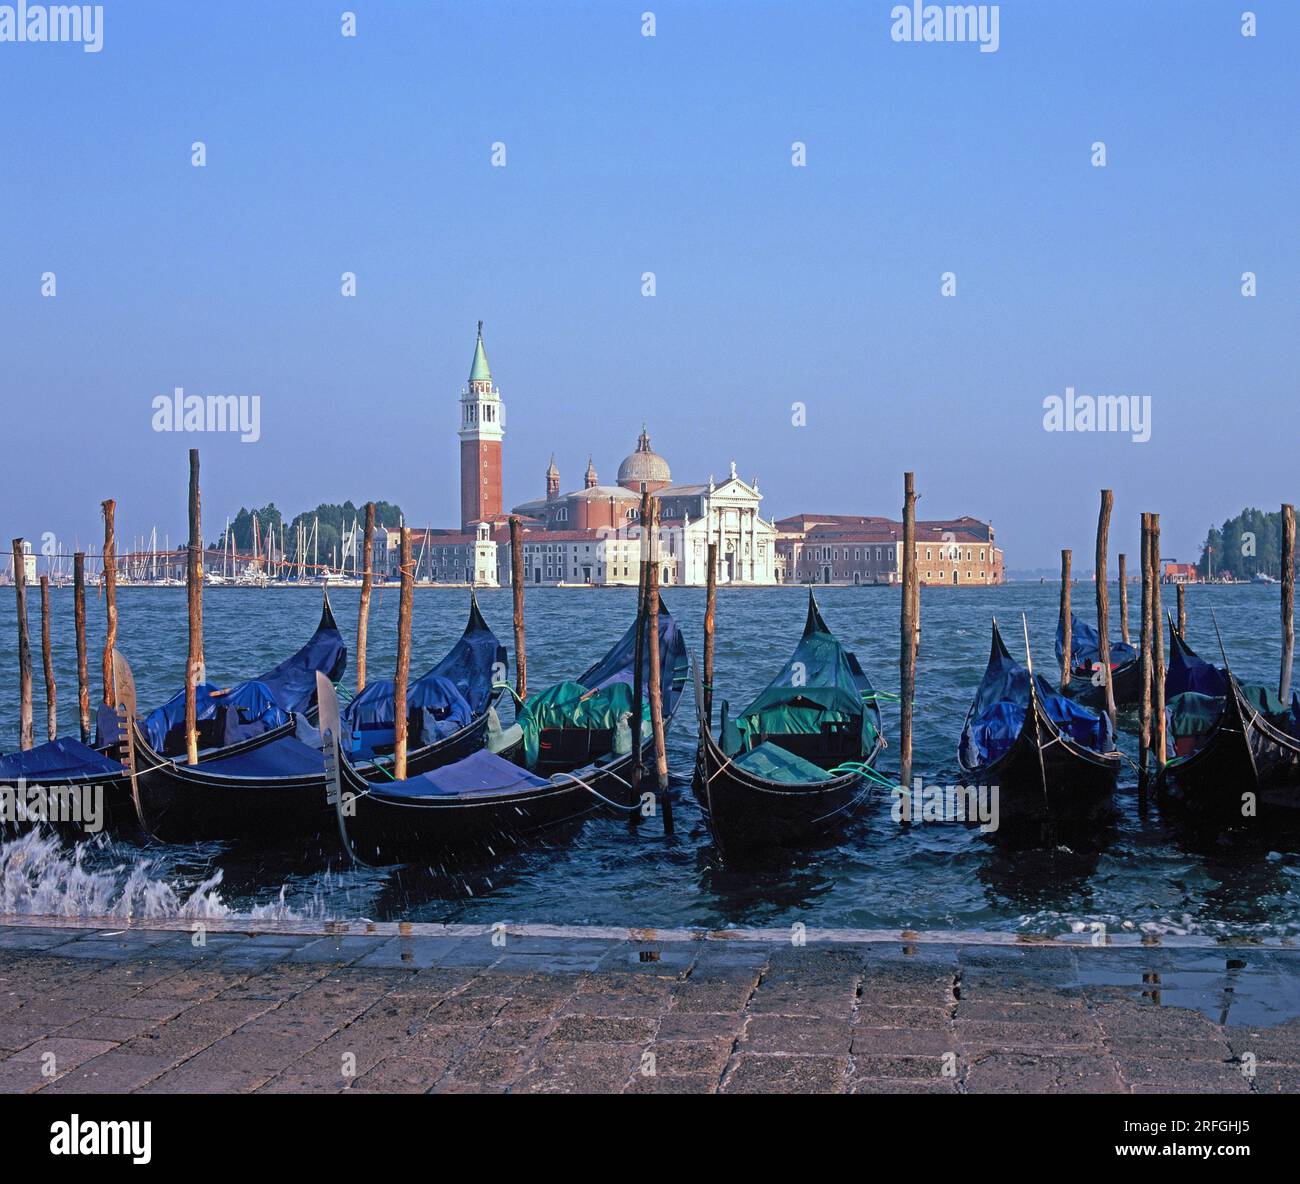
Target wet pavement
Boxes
[1,922,1299,1093]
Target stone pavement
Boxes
[1,923,1299,1094]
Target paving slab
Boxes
[1,923,1299,1094]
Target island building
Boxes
[500,429,779,586]
[775,513,1004,586]
[367,324,1005,589]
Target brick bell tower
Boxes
[459,321,505,529]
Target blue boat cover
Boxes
[343,596,505,740]
[368,748,551,801]
[343,674,473,754]
[577,599,689,707]
[962,622,1114,769]
[253,597,348,714]
[1165,627,1228,699]
[1056,613,1138,676]
[190,733,324,779]
[0,738,125,782]
[142,680,290,752]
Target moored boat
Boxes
[1056,611,1141,710]
[1158,623,1300,817]
[692,591,886,858]
[115,594,505,843]
[319,602,689,867]
[960,620,1120,829]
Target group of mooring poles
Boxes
[10,502,115,753]
[1055,493,1298,799]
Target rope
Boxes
[547,770,641,812]
[824,759,897,788]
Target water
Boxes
[2,582,1299,936]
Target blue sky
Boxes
[1,1,1296,569]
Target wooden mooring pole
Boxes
[899,472,917,790]
[101,499,117,707]
[703,540,718,730]
[509,516,526,700]
[1096,491,1116,726]
[1138,514,1153,789]
[1177,582,1187,638]
[629,491,652,821]
[1059,549,1072,691]
[645,498,672,835]
[1118,553,1130,645]
[1281,504,1295,702]
[393,526,414,780]
[74,551,90,743]
[11,539,33,751]
[356,502,375,693]
[40,575,57,742]
[185,449,204,765]
[1151,513,1166,768]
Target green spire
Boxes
[469,320,492,383]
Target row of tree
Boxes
[218,501,404,565]
[1200,507,1297,580]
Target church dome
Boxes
[617,427,671,491]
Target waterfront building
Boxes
[506,434,778,586]
[776,513,1004,585]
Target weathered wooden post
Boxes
[356,502,375,693]
[899,472,917,790]
[1060,549,1072,691]
[1138,514,1153,786]
[1281,503,1295,702]
[11,540,33,751]
[185,449,204,765]
[74,551,90,743]
[393,526,414,780]
[40,575,57,742]
[1177,582,1187,638]
[629,491,652,816]
[1151,514,1166,767]
[509,516,526,700]
[703,540,718,729]
[645,498,672,835]
[1118,552,1130,645]
[1096,491,1116,726]
[101,499,117,706]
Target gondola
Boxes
[1,592,349,839]
[959,620,1120,828]
[96,589,347,753]
[115,594,506,844]
[1158,622,1300,816]
[318,601,689,867]
[1056,611,1141,709]
[692,591,885,858]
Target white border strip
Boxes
[1,915,1295,949]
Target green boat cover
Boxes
[1166,691,1223,738]
[516,680,648,769]
[1239,683,1288,721]
[731,741,833,784]
[723,602,874,759]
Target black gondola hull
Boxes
[132,713,490,845]
[1159,681,1300,817]
[691,738,876,858]
[962,706,1120,830]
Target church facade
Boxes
[505,430,779,586]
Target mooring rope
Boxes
[547,769,640,812]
